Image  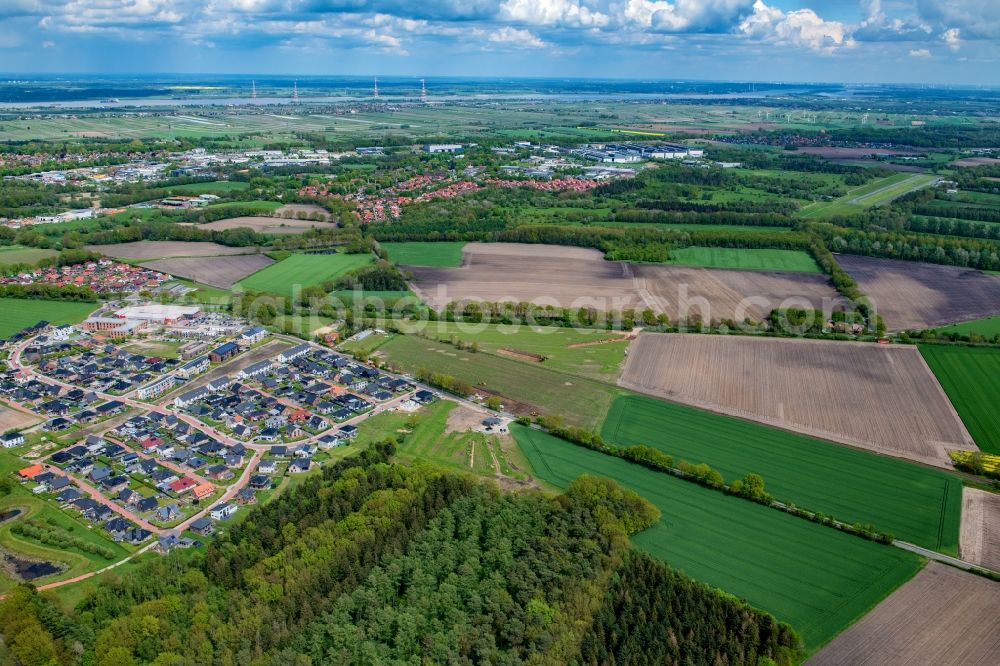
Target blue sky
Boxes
[0,1,996,84]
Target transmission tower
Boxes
[373,76,379,98]
[293,80,299,103]
[420,78,427,103]
[251,79,257,100]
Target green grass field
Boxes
[603,395,961,552]
[165,180,250,194]
[395,321,627,381]
[933,315,1000,338]
[358,400,513,478]
[512,425,923,652]
[0,246,59,265]
[920,345,1000,454]
[379,334,619,429]
[798,173,937,219]
[236,253,373,298]
[381,241,467,267]
[666,247,822,273]
[0,299,98,338]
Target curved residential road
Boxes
[3,331,505,595]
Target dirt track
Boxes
[407,243,840,322]
[620,333,976,467]
[807,563,1000,666]
[960,487,1000,572]
[837,255,1000,331]
[140,254,273,288]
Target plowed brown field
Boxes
[837,255,1000,331]
[188,216,332,234]
[620,333,975,467]
[86,241,259,260]
[140,254,273,288]
[407,243,839,322]
[960,487,1000,572]
[807,563,1000,666]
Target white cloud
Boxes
[916,0,1000,40]
[622,0,754,33]
[942,27,960,50]
[909,47,931,57]
[739,1,850,52]
[488,26,546,48]
[498,0,609,28]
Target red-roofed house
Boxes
[169,477,196,494]
[18,464,44,479]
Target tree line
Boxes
[0,441,801,665]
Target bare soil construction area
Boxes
[807,563,1000,666]
[620,333,975,467]
[0,403,41,431]
[140,254,273,289]
[960,487,1000,572]
[187,217,335,234]
[406,243,840,322]
[86,241,261,260]
[838,255,1000,331]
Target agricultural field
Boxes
[838,255,1000,331]
[394,320,629,381]
[141,254,274,289]
[808,563,1000,666]
[236,252,372,298]
[187,216,332,234]
[87,241,265,260]
[512,425,924,652]
[163,180,250,194]
[378,333,619,429]
[920,345,1000,454]
[798,172,938,218]
[933,315,1000,338]
[603,393,962,550]
[0,246,58,265]
[620,334,975,467]
[407,242,839,322]
[0,298,98,338]
[665,247,821,273]
[382,241,467,267]
[960,488,1000,572]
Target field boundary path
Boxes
[893,539,1000,577]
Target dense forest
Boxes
[0,442,800,666]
